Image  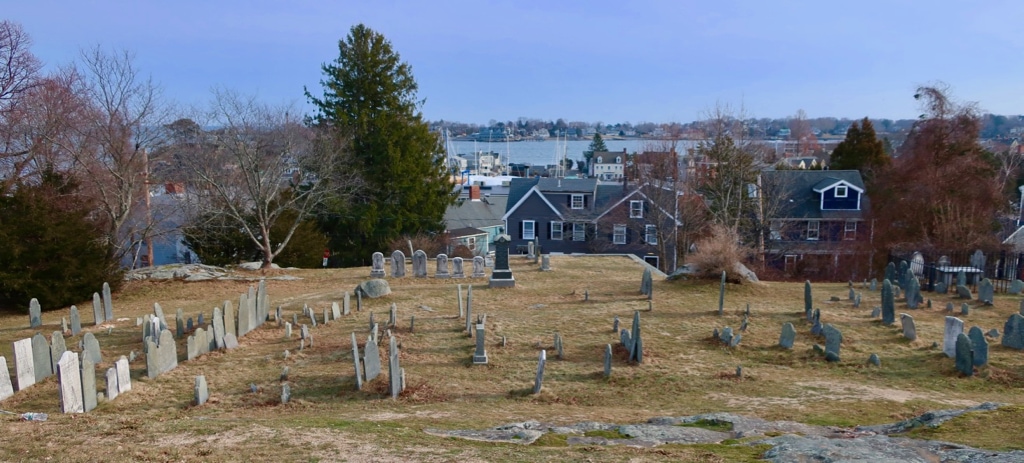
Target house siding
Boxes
[821,189,859,210]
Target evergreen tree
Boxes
[306,24,454,266]
[829,117,889,181]
[583,133,608,166]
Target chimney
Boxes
[470,184,481,201]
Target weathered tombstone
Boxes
[435,253,450,278]
[343,292,351,316]
[92,293,103,325]
[115,356,131,394]
[811,319,823,336]
[56,351,83,413]
[13,338,35,391]
[533,350,546,394]
[275,306,282,324]
[804,281,813,321]
[350,333,363,390]
[224,300,236,338]
[412,250,428,277]
[884,262,896,283]
[194,375,209,406]
[332,302,341,321]
[223,333,239,349]
[29,298,41,328]
[870,307,881,318]
[0,357,12,401]
[465,286,473,335]
[101,282,113,321]
[988,328,1000,338]
[946,302,954,313]
[81,354,97,412]
[955,333,974,376]
[977,278,994,305]
[640,268,653,296]
[527,240,535,259]
[853,292,861,309]
[212,308,225,349]
[717,271,726,315]
[105,367,118,401]
[370,252,386,278]
[553,332,563,360]
[186,334,198,360]
[300,324,309,341]
[729,333,742,348]
[961,303,970,316]
[363,337,382,381]
[957,270,967,288]
[409,316,415,333]
[906,275,921,309]
[1001,313,1024,350]
[870,278,877,291]
[146,330,178,379]
[881,279,895,325]
[472,256,486,278]
[779,323,796,349]
[322,308,329,325]
[898,260,909,289]
[970,249,986,274]
[900,313,917,341]
[540,255,551,271]
[612,316,620,333]
[175,308,185,338]
[390,250,406,277]
[389,336,402,399]
[621,329,631,348]
[69,306,82,336]
[943,316,965,358]
[61,317,68,335]
[603,344,612,378]
[968,326,988,366]
[50,331,67,375]
[284,322,292,339]
[280,383,290,404]
[389,303,397,328]
[195,327,210,355]
[823,324,843,360]
[1011,279,1024,295]
[629,311,643,364]
[356,290,362,311]
[489,234,515,288]
[31,333,52,382]
[867,353,881,367]
[935,281,948,294]
[83,332,101,364]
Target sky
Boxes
[7,1,1024,124]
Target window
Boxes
[596,156,603,164]
[806,221,819,240]
[613,224,627,244]
[630,200,644,218]
[467,236,476,251]
[572,223,586,241]
[550,221,563,240]
[645,224,658,245]
[784,255,798,273]
[834,185,848,198]
[571,194,584,209]
[844,221,857,240]
[522,220,535,240]
[770,221,782,240]
[615,156,622,163]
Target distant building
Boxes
[588,149,627,181]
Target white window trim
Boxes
[571,194,584,210]
[629,200,644,218]
[844,221,857,240]
[834,186,848,198]
[572,222,586,241]
[613,224,627,244]
[523,220,536,240]
[645,224,658,245]
[467,236,476,250]
[550,221,563,240]
[806,221,819,241]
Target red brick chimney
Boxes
[470,185,481,201]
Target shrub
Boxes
[688,224,752,281]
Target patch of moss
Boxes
[659,443,773,462]
[531,433,568,447]
[678,418,734,432]
[583,429,629,439]
[901,405,1024,451]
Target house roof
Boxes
[763,169,869,220]
[444,196,509,231]
[535,177,598,193]
[448,227,488,238]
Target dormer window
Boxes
[615,156,622,163]
[571,194,584,209]
[596,156,603,164]
[835,186,848,198]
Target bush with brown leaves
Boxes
[689,224,752,281]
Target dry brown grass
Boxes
[0,255,1022,461]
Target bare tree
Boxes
[0,20,45,192]
[177,90,359,268]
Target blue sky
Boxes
[7,1,1023,124]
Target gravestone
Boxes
[977,278,994,305]
[370,252,386,278]
[540,255,551,271]
[533,350,546,394]
[955,333,973,376]
[115,356,131,394]
[389,336,402,399]
[629,310,643,364]
[853,292,861,309]
[870,278,877,291]
[389,303,397,328]
[92,293,103,325]
[237,292,252,337]
[356,290,362,311]
[961,303,969,316]
[935,281,948,294]
[779,323,796,349]
[186,334,199,360]
[603,344,612,378]
[32,333,52,382]
[823,324,842,360]
[867,353,881,367]
[343,292,351,315]
[61,317,68,335]
[153,303,167,330]
[804,281,813,320]
[870,307,881,318]
[50,332,67,375]
[276,306,282,325]
[351,333,363,390]
[613,316,620,333]
[527,241,535,259]
[102,282,113,321]
[412,250,428,277]
[105,367,118,401]
[811,319,823,336]
[435,253,450,278]
[640,268,653,297]
[284,322,292,339]
[452,257,466,278]
[146,330,177,379]
[472,256,486,278]
[729,333,742,348]
[900,313,917,341]
[968,326,988,366]
[489,234,515,288]
[906,275,921,309]
[898,261,909,289]
[621,329,631,348]
[56,351,84,413]
[363,337,382,382]
[176,308,185,338]
[466,286,473,335]
[281,383,290,404]
[69,306,82,336]
[391,250,406,277]
[194,375,209,406]
[957,270,967,288]
[717,271,726,315]
[224,300,236,338]
[553,333,563,360]
[946,302,954,312]
[1001,313,1024,350]
[300,324,309,341]
[881,279,895,325]
[884,262,896,283]
[322,308,329,325]
[223,333,239,349]
[0,357,12,401]
[970,249,986,274]
[212,307,225,349]
[83,332,101,364]
[988,328,999,338]
[13,339,35,391]
[1011,279,1024,295]
[943,316,965,358]
[29,298,41,328]
[81,354,96,412]
[332,302,341,321]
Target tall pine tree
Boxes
[829,117,889,182]
[306,24,453,266]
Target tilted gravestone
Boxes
[881,279,895,325]
[237,292,252,337]
[389,250,405,276]
[13,338,35,390]
[102,282,113,321]
[955,333,973,377]
[194,375,209,406]
[977,278,994,305]
[389,335,402,399]
[943,316,965,358]
[533,350,546,394]
[804,281,813,321]
[50,331,67,375]
[92,293,103,325]
[968,326,988,367]
[105,367,118,401]
[435,253,450,278]
[412,250,428,277]
[83,332,102,364]
[900,313,917,341]
[370,252,386,278]
[29,298,42,328]
[363,337,382,382]
[640,268,653,297]
[351,333,363,390]
[823,324,842,361]
[1001,313,1024,350]
[81,354,97,412]
[115,356,131,394]
[32,333,52,382]
[212,307,225,349]
[69,306,82,336]
[56,351,83,413]
[0,357,13,401]
[778,323,796,349]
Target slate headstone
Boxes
[29,298,41,328]
[955,333,973,376]
[80,354,97,412]
[351,332,363,390]
[175,308,185,338]
[900,313,917,341]
[881,279,895,325]
[50,331,67,375]
[867,353,881,367]
[102,282,113,321]
[823,324,842,360]
[935,281,948,294]
[968,326,988,366]
[640,268,653,296]
[778,323,796,349]
[533,350,546,394]
[603,344,612,378]
[977,278,994,304]
[0,357,13,401]
[69,306,82,336]
[363,337,382,381]
[961,303,969,316]
[389,335,402,399]
[1001,313,1024,350]
[943,316,965,358]
[83,332,101,364]
[92,292,103,325]
[804,281,812,320]
[870,307,880,318]
[717,271,726,315]
[870,278,877,291]
[1010,279,1024,295]
[31,333,52,382]
[56,351,83,413]
[13,338,35,390]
